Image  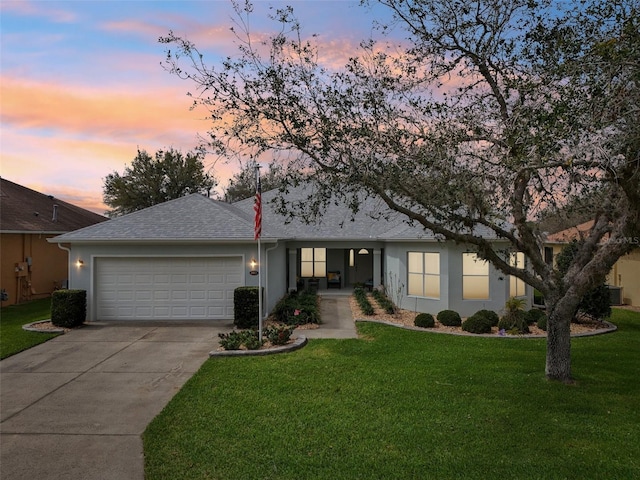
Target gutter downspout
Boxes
[57,243,71,288]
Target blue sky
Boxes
[1,0,393,213]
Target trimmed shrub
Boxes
[462,314,493,334]
[353,287,375,316]
[474,309,499,327]
[243,330,263,350]
[437,309,462,327]
[414,313,435,328]
[218,331,244,350]
[51,289,86,328]
[218,330,263,350]
[272,290,320,325]
[371,289,395,314]
[498,310,529,334]
[264,325,295,345]
[578,284,611,320]
[234,287,262,329]
[537,314,548,331]
[526,308,546,325]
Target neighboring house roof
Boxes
[50,184,507,244]
[546,220,601,244]
[0,178,107,233]
[50,193,276,243]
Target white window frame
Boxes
[462,252,490,300]
[509,252,526,297]
[407,252,440,299]
[300,248,326,278]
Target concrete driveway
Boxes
[0,321,232,480]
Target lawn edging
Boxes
[209,335,308,357]
[21,320,66,334]
[355,318,617,338]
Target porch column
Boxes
[288,249,298,292]
[373,249,382,287]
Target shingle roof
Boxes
[49,184,505,244]
[234,185,501,241]
[1,178,107,233]
[50,193,277,242]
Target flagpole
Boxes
[255,165,263,342]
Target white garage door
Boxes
[95,257,243,320]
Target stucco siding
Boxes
[1,233,68,306]
[386,241,520,318]
[69,243,286,322]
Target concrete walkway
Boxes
[0,296,356,480]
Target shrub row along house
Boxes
[49,184,532,323]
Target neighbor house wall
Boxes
[1,233,68,306]
[67,242,286,322]
[608,249,640,306]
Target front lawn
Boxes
[144,309,640,479]
[0,298,58,359]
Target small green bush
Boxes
[353,288,375,315]
[218,331,244,350]
[414,313,435,328]
[537,314,548,331]
[526,309,546,325]
[437,309,462,327]
[243,330,263,350]
[371,289,395,314]
[272,290,320,325]
[462,314,493,334]
[51,289,86,328]
[264,325,295,345]
[234,287,262,329]
[498,311,530,334]
[218,330,264,350]
[474,309,499,327]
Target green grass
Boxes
[0,298,59,359]
[144,309,640,479]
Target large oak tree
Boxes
[103,148,217,217]
[161,0,639,382]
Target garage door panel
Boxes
[154,290,170,301]
[96,257,243,321]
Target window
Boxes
[544,247,554,266]
[462,253,489,300]
[407,252,440,299]
[300,248,326,277]
[510,252,526,297]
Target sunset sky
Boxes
[1,0,393,214]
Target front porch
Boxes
[287,246,384,293]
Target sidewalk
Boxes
[299,294,358,339]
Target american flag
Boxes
[254,176,262,240]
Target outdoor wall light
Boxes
[249,258,259,276]
[76,260,84,268]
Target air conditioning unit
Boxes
[609,286,624,306]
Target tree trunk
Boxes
[545,299,575,383]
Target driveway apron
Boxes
[0,321,232,480]
[0,296,356,480]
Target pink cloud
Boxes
[0,75,207,144]
[100,19,168,40]
[0,0,77,23]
